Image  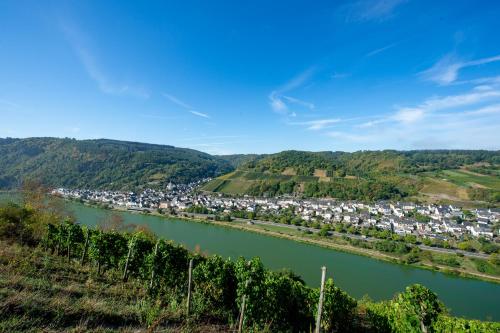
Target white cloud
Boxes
[420,90,500,111]
[331,72,351,79]
[420,54,500,85]
[189,110,210,118]
[385,89,500,124]
[327,131,370,142]
[392,108,424,123]
[269,68,315,114]
[282,96,315,110]
[0,99,19,108]
[357,118,387,128]
[463,103,500,116]
[162,93,194,109]
[365,42,397,57]
[269,92,288,113]
[345,0,407,22]
[293,118,341,130]
[60,20,149,98]
[162,93,210,118]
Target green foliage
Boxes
[262,270,316,332]
[123,232,155,279]
[89,230,128,273]
[4,202,499,332]
[432,315,500,332]
[192,255,238,321]
[0,137,233,190]
[234,257,268,329]
[366,284,445,333]
[186,205,210,214]
[0,202,36,245]
[388,284,444,332]
[375,240,411,254]
[319,278,358,332]
[151,240,189,293]
[207,150,500,202]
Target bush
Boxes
[0,203,36,245]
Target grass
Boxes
[419,177,470,201]
[0,240,230,333]
[441,169,500,190]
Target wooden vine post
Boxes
[123,238,134,282]
[149,240,160,290]
[66,228,72,262]
[238,278,251,333]
[81,229,90,265]
[186,258,194,317]
[315,266,327,333]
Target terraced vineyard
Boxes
[204,151,500,205]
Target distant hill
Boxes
[202,150,500,205]
[218,154,265,168]
[0,137,233,190]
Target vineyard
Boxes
[36,219,499,332]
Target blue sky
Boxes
[1,0,500,154]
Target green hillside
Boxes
[0,137,233,190]
[202,150,500,204]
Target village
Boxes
[52,180,499,243]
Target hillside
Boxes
[218,154,265,168]
[202,150,500,204]
[2,202,499,332]
[0,137,233,190]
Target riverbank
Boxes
[69,198,500,285]
[176,214,500,284]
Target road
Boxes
[182,212,490,260]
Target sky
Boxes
[1,0,500,154]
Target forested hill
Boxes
[238,150,500,175]
[204,150,500,204]
[0,137,233,190]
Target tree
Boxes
[318,225,330,237]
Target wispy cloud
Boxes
[327,131,370,142]
[60,20,149,98]
[344,0,407,22]
[162,93,210,118]
[282,96,315,110]
[331,72,351,79]
[269,68,315,115]
[179,135,245,142]
[139,114,179,120]
[292,118,341,130]
[420,53,500,85]
[365,42,397,57]
[65,127,81,134]
[463,103,500,116]
[189,110,210,118]
[379,89,500,124]
[0,99,20,109]
[162,93,194,109]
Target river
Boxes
[1,194,499,320]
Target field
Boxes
[414,168,499,205]
[440,169,500,190]
[419,177,470,202]
[201,170,323,195]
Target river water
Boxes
[1,194,499,320]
